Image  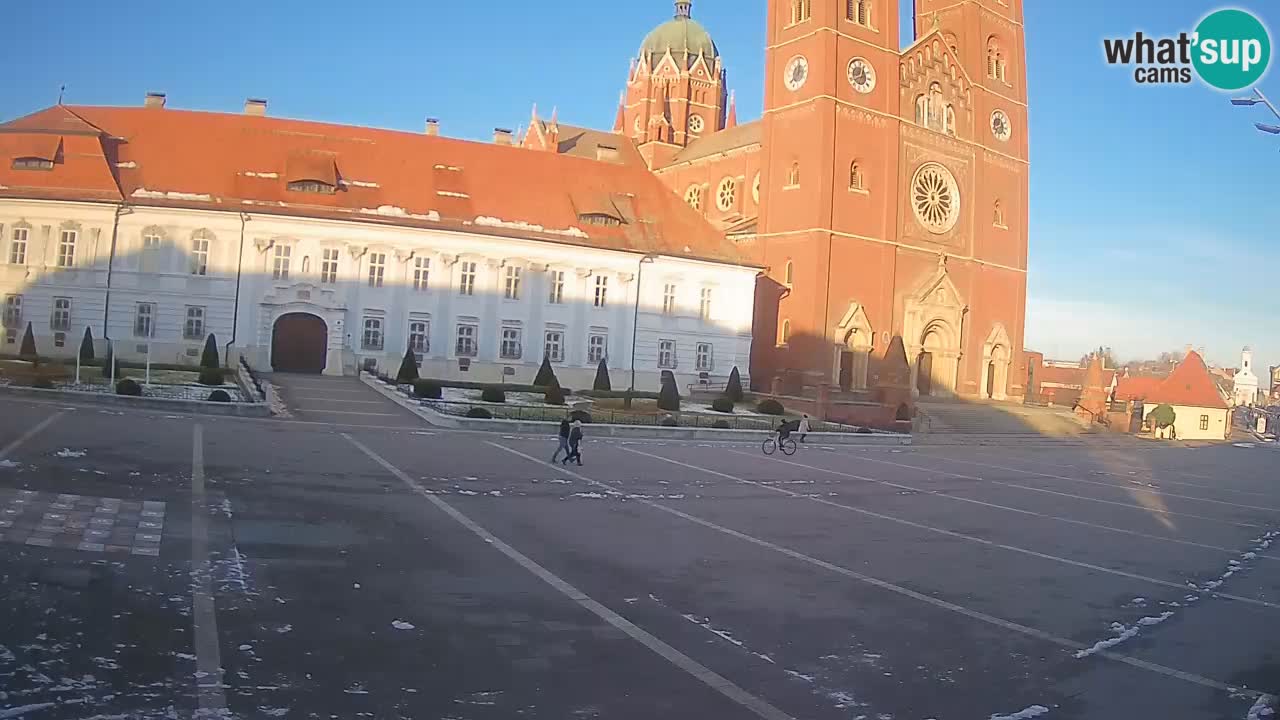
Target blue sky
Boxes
[3,0,1276,374]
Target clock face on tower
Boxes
[847,58,876,94]
[991,110,1012,142]
[784,55,809,91]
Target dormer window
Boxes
[286,180,336,195]
[12,157,54,171]
[578,213,624,227]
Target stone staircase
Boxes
[917,399,1095,437]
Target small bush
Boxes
[480,387,507,403]
[856,427,873,434]
[396,345,419,383]
[756,398,785,416]
[660,416,679,427]
[533,356,558,387]
[544,383,566,406]
[569,409,593,424]
[79,327,95,363]
[201,335,220,369]
[32,377,54,390]
[712,419,731,429]
[593,358,612,391]
[198,368,224,386]
[658,377,680,412]
[413,380,443,399]
[207,389,231,403]
[18,323,37,361]
[726,366,744,403]
[466,407,493,419]
[710,397,735,413]
[116,378,142,396]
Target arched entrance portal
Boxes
[981,324,1013,401]
[272,313,328,374]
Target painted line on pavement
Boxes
[290,397,385,405]
[912,453,1280,514]
[849,454,1263,529]
[719,448,1278,561]
[489,442,1255,698]
[341,433,795,720]
[296,409,399,417]
[0,411,63,460]
[626,448,1280,611]
[190,424,229,717]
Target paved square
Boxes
[0,487,166,556]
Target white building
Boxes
[1232,347,1260,407]
[0,99,759,391]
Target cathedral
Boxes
[528,0,1030,401]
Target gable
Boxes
[900,31,974,114]
[911,260,967,311]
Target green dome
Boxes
[639,8,718,70]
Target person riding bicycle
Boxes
[775,418,801,442]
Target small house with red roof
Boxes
[1115,351,1232,440]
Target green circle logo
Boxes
[1193,8,1271,90]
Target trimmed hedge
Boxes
[575,389,661,400]
[725,366,744,403]
[756,398,785,416]
[712,419,731,429]
[32,377,54,390]
[198,368,224,387]
[116,378,142,396]
[660,416,679,427]
[422,380,549,393]
[413,380,443,399]
[710,397,735,413]
[466,407,493,419]
[207,389,231,403]
[480,387,507,403]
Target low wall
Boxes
[0,384,271,417]
[360,374,910,445]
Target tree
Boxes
[79,327,95,363]
[17,322,36,361]
[592,358,611,391]
[201,334,220,369]
[1149,404,1177,436]
[1081,346,1117,368]
[101,340,115,379]
[396,344,419,383]
[533,355,558,387]
[725,366,744,402]
[657,374,680,412]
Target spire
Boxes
[549,106,559,130]
[675,1,692,19]
[612,92,626,134]
[725,90,737,129]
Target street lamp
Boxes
[627,253,659,407]
[1230,88,1280,139]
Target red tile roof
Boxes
[1036,364,1117,389]
[1114,375,1163,402]
[0,104,751,267]
[1116,352,1229,409]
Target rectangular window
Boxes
[54,333,65,348]
[413,257,430,291]
[191,237,209,276]
[588,333,608,364]
[50,297,71,332]
[658,339,677,369]
[367,253,386,288]
[699,288,713,320]
[9,227,28,265]
[184,306,206,340]
[455,323,478,357]
[272,244,291,281]
[141,233,162,273]
[321,248,339,284]
[459,261,477,296]
[594,275,608,307]
[3,294,22,327]
[696,342,714,372]
[409,320,430,358]
[1200,415,1210,431]
[361,317,384,351]
[57,229,77,268]
[500,326,523,359]
[544,330,564,363]
[662,284,677,314]
[134,303,155,338]
[548,270,565,304]
[504,265,521,300]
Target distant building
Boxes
[1232,347,1260,407]
[1114,351,1231,440]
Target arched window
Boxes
[929,83,944,130]
[942,104,956,136]
[791,0,811,24]
[993,200,1005,227]
[915,95,929,126]
[849,161,864,191]
[779,319,792,346]
[301,256,312,274]
[846,0,869,25]
[786,162,801,188]
[784,260,794,287]
[987,38,1006,81]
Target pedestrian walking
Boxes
[564,419,585,466]
[798,414,811,444]
[552,416,571,463]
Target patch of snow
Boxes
[436,190,470,198]
[55,448,87,458]
[115,161,138,169]
[237,644,253,651]
[784,669,815,682]
[548,479,572,484]
[1130,597,1146,606]
[1074,622,1141,658]
[275,624,292,634]
[457,490,478,496]
[242,171,279,178]
[1247,694,1275,720]
[0,703,57,718]
[487,490,502,497]
[1137,612,1174,626]
[339,179,378,188]
[681,614,746,648]
[474,215,590,238]
[570,492,606,499]
[1244,552,1258,560]
[132,188,214,202]
[392,620,416,630]
[990,706,1050,720]
[0,460,19,468]
[1234,443,1257,449]
[358,205,440,222]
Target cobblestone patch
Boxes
[0,487,165,556]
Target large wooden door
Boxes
[917,352,933,396]
[986,362,997,398]
[272,313,327,374]
[838,352,854,392]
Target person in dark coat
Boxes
[564,419,585,466]
[552,417,571,463]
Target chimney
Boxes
[144,92,167,109]
[596,144,620,162]
[425,118,440,136]
[244,98,268,116]
[493,128,513,145]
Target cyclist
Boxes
[775,418,800,443]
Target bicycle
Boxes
[761,435,798,456]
